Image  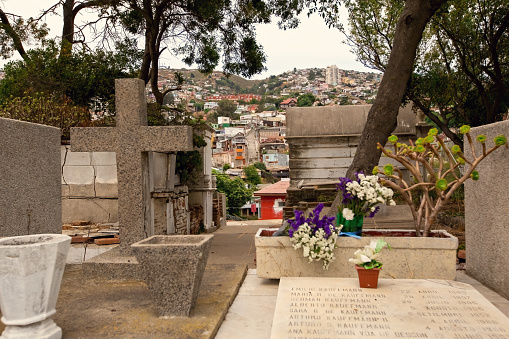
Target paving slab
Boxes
[0,263,247,339]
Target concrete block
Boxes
[255,229,458,279]
[95,165,117,184]
[0,117,61,236]
[95,183,118,198]
[62,166,94,185]
[62,185,70,197]
[64,151,91,166]
[465,120,509,300]
[91,152,116,166]
[71,79,193,250]
[131,235,214,317]
[68,184,95,197]
[286,105,416,137]
[62,198,118,224]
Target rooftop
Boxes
[253,178,290,196]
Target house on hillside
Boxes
[280,98,297,109]
[253,178,290,220]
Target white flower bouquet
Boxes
[337,173,396,221]
[287,203,342,269]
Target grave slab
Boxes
[272,277,509,339]
[0,117,61,236]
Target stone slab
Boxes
[0,263,248,339]
[271,277,509,339]
[0,117,61,236]
[465,120,509,300]
[256,229,458,280]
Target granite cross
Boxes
[70,78,193,250]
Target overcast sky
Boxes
[0,1,376,79]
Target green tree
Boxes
[222,163,231,172]
[297,93,316,107]
[0,93,101,140]
[341,0,509,150]
[308,69,316,81]
[216,99,238,119]
[0,40,140,112]
[270,0,448,175]
[103,0,271,105]
[213,170,252,213]
[243,165,262,187]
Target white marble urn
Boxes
[0,234,71,339]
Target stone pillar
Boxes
[0,118,61,236]
[464,120,509,299]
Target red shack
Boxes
[253,178,290,220]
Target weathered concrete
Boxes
[70,79,193,250]
[285,105,417,186]
[0,118,61,236]
[0,234,71,338]
[131,235,213,317]
[0,263,247,339]
[465,120,509,300]
[256,228,458,280]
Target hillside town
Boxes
[149,66,381,174]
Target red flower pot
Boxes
[355,265,381,288]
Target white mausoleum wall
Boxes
[61,145,118,223]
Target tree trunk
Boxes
[0,10,29,61]
[347,0,448,177]
[62,0,75,46]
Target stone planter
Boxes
[0,234,71,339]
[131,235,213,317]
[255,229,458,279]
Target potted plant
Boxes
[336,173,396,236]
[375,126,507,236]
[349,239,391,288]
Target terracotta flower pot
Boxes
[355,265,381,288]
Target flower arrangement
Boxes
[375,125,507,236]
[336,173,396,221]
[287,203,341,269]
[349,239,391,269]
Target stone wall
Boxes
[61,145,118,223]
[0,118,61,236]
[464,120,509,299]
[213,192,226,229]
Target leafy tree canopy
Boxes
[342,0,509,147]
[0,39,141,112]
[297,93,316,107]
[213,169,252,212]
[243,165,262,187]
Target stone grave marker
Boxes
[71,79,193,250]
[465,120,509,300]
[0,117,61,236]
[271,277,509,339]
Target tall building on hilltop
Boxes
[326,65,340,85]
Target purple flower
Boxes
[286,203,337,239]
[368,206,380,218]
